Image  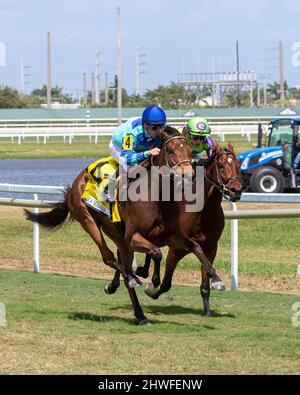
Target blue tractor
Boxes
[237,118,300,193]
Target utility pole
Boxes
[91,72,95,105]
[211,52,215,107]
[21,61,30,94]
[135,46,140,97]
[83,73,87,106]
[135,46,146,97]
[279,41,285,105]
[236,40,241,107]
[94,44,100,104]
[117,6,122,125]
[104,72,109,105]
[250,71,253,108]
[20,58,24,94]
[264,84,267,107]
[257,83,260,107]
[47,32,52,108]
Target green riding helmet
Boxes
[186,117,211,137]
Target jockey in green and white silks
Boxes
[179,117,215,160]
[109,105,166,169]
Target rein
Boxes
[151,135,192,173]
[204,150,240,200]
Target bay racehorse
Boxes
[25,126,223,324]
[105,143,242,317]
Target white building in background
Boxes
[40,102,80,109]
[197,96,220,107]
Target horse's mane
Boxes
[199,146,235,168]
[136,126,181,170]
[223,147,233,154]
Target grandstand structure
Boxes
[177,70,258,107]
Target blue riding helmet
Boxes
[142,105,166,125]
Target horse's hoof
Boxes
[137,318,151,325]
[128,274,142,289]
[211,280,225,291]
[144,282,159,298]
[104,284,117,295]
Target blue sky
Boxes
[0,0,300,97]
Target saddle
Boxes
[82,157,121,222]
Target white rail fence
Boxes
[1,183,300,290]
[0,118,269,144]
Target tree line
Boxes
[0,80,299,109]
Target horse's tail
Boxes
[24,188,71,229]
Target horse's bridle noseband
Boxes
[205,150,241,200]
[162,136,193,171]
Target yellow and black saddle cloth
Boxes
[82,157,121,222]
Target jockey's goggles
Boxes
[146,123,165,131]
[191,134,205,141]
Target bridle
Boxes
[204,150,241,200]
[151,135,193,174]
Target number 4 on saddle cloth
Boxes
[82,157,121,222]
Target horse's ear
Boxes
[214,142,222,154]
[159,130,168,140]
[227,143,234,153]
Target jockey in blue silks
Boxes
[109,105,166,168]
[109,105,167,200]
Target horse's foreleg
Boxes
[190,240,225,290]
[135,252,162,291]
[199,241,224,316]
[145,248,186,300]
[104,250,122,295]
[200,267,211,317]
[135,253,151,278]
[125,280,150,325]
[104,270,121,295]
[129,232,162,290]
[118,245,149,325]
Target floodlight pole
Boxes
[47,32,52,109]
[117,6,122,125]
